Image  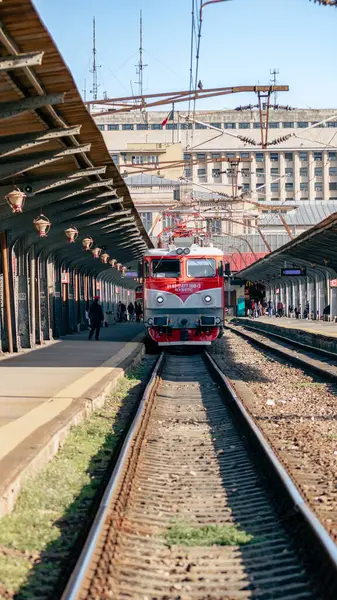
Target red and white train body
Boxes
[143,243,224,346]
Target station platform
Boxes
[232,316,337,353]
[0,322,145,516]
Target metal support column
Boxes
[0,231,13,353]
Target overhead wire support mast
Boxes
[90,16,101,105]
[135,10,148,116]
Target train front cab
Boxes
[143,248,224,348]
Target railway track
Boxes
[226,321,337,381]
[62,352,337,600]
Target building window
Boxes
[243,183,250,192]
[196,123,207,129]
[136,123,148,130]
[209,122,222,129]
[98,124,105,131]
[258,197,265,202]
[270,168,279,176]
[297,122,309,128]
[132,155,143,164]
[226,153,235,158]
[166,123,178,130]
[285,168,293,177]
[224,122,236,129]
[283,122,294,128]
[327,122,337,128]
[185,168,191,178]
[198,168,206,181]
[285,183,294,191]
[315,182,323,192]
[206,218,221,234]
[256,152,264,162]
[300,167,308,177]
[180,122,192,129]
[269,122,280,129]
[253,122,264,129]
[299,152,308,161]
[270,153,279,162]
[151,123,163,130]
[148,155,159,163]
[107,124,119,131]
[329,182,337,191]
[271,183,279,191]
[329,152,337,161]
[212,168,221,178]
[139,212,153,232]
[256,168,264,175]
[241,168,250,177]
[110,154,119,164]
[184,153,191,160]
[314,152,323,161]
[122,124,134,130]
[211,152,221,159]
[329,167,337,176]
[197,153,206,160]
[239,122,250,129]
[300,183,308,191]
[300,197,308,201]
[240,152,250,158]
[285,152,293,161]
[315,167,323,177]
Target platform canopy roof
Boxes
[236,211,337,282]
[0,0,151,283]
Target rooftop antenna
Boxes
[270,68,279,106]
[135,10,148,120]
[90,16,101,108]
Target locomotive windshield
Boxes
[187,258,216,278]
[152,259,181,278]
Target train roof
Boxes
[143,244,224,257]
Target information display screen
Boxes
[281,268,306,276]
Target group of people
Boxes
[117,301,142,323]
[246,299,312,320]
[87,297,143,341]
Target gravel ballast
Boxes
[210,330,337,539]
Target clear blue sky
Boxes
[34,0,337,110]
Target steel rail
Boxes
[61,352,165,600]
[228,320,337,359]
[205,350,337,573]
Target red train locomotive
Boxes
[143,241,224,347]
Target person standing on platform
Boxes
[135,301,142,322]
[88,296,104,341]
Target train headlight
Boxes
[204,294,212,303]
[183,248,190,255]
[147,318,154,325]
[216,317,221,324]
[156,295,164,304]
[176,248,183,255]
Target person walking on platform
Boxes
[88,296,104,341]
[127,301,135,322]
[120,302,127,322]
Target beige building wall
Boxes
[95,108,337,242]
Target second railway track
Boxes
[62,352,337,600]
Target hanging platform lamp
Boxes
[33,214,51,238]
[64,226,78,243]
[5,187,26,213]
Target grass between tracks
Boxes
[0,359,151,600]
[165,523,253,547]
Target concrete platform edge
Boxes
[0,342,145,517]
